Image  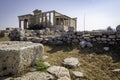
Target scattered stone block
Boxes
[79,41,87,48]
[43,62,51,67]
[72,71,84,78]
[0,41,44,76]
[47,66,70,78]
[103,47,109,51]
[57,76,71,80]
[9,72,54,80]
[43,55,48,60]
[80,41,93,48]
[29,67,37,72]
[62,57,80,68]
[112,69,120,72]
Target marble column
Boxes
[75,19,77,31]
[53,11,56,26]
[49,12,51,26]
[45,13,47,26]
[19,20,21,29]
[62,16,64,25]
[41,14,43,23]
[24,20,27,29]
[68,18,71,27]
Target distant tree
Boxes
[116,25,120,31]
[107,26,113,31]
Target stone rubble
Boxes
[0,41,44,76]
[43,62,51,67]
[103,47,109,51]
[79,41,87,48]
[0,30,5,38]
[29,67,37,72]
[47,66,70,79]
[6,25,120,46]
[112,69,120,72]
[5,72,54,80]
[57,76,71,80]
[62,57,80,68]
[72,71,84,78]
[1,26,120,80]
[9,28,25,41]
[43,55,49,60]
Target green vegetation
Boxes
[35,60,48,71]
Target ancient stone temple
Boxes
[18,9,77,31]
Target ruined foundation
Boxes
[0,41,44,76]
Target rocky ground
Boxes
[0,37,120,80]
[43,44,120,80]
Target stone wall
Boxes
[39,30,120,45]
[0,41,44,76]
[59,30,118,44]
[8,27,120,45]
[9,28,54,41]
[0,30,11,38]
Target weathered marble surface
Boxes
[0,41,44,76]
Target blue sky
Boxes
[0,0,120,31]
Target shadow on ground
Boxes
[46,43,79,53]
[45,43,120,62]
[79,43,120,62]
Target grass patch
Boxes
[35,60,48,71]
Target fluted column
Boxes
[45,13,47,26]
[53,11,56,26]
[49,12,51,26]
[24,20,27,29]
[19,20,21,29]
[75,19,77,31]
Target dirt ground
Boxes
[44,44,120,80]
[0,37,120,80]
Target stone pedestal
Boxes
[0,41,44,76]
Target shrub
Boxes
[35,60,48,71]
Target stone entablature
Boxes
[18,9,77,31]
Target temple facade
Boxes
[18,9,77,31]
